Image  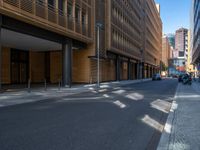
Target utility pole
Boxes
[96,23,103,88]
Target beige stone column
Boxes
[55,0,59,24]
[0,19,2,89]
[0,0,3,7]
[79,1,82,34]
[72,0,75,31]
[63,0,67,27]
[45,0,48,19]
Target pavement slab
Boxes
[157,82,200,150]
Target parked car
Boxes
[152,73,162,81]
[173,74,178,78]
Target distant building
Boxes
[167,34,175,49]
[175,28,188,58]
[168,28,188,75]
[162,36,171,68]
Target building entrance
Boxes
[11,49,29,84]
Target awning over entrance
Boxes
[1,28,62,51]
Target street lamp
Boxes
[96,23,104,88]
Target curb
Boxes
[157,83,180,150]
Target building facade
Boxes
[186,30,195,73]
[171,28,188,73]
[93,0,162,82]
[175,28,188,58]
[0,0,162,89]
[162,35,171,68]
[167,33,175,49]
[168,28,189,75]
[192,0,200,67]
[0,0,95,89]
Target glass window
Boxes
[82,10,86,25]
[67,2,73,17]
[75,5,80,20]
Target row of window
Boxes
[36,0,88,25]
[112,3,141,39]
[112,28,140,55]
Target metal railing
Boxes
[2,0,89,37]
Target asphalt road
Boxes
[0,79,178,150]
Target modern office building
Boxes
[0,0,162,89]
[0,0,95,89]
[94,0,162,81]
[192,0,200,67]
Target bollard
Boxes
[58,80,61,91]
[28,79,31,93]
[44,79,47,91]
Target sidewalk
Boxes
[0,79,151,107]
[157,82,200,150]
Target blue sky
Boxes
[155,0,191,34]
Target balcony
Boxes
[0,0,92,42]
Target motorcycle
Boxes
[182,75,192,85]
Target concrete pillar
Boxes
[63,0,67,26]
[116,56,120,81]
[0,16,2,90]
[32,0,36,15]
[72,0,76,31]
[62,40,72,87]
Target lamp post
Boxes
[96,23,103,88]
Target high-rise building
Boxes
[167,33,175,49]
[192,0,200,68]
[169,28,188,75]
[175,28,188,58]
[0,0,162,89]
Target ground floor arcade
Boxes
[0,48,159,87]
[88,53,159,83]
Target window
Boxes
[58,0,64,15]
[75,4,80,21]
[67,2,73,17]
[48,0,54,7]
[82,10,86,25]
[48,0,55,10]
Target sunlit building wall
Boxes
[192,0,200,70]
[162,36,171,67]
